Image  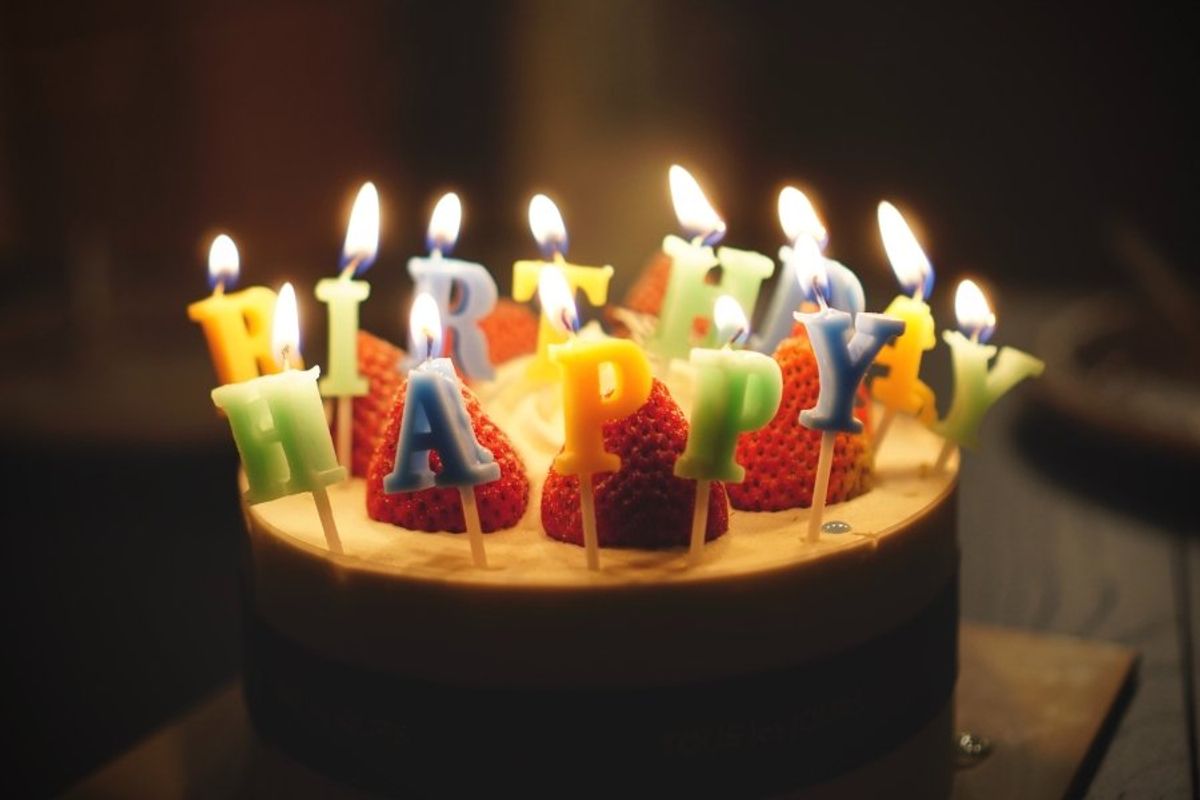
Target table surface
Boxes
[1,292,1196,798]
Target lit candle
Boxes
[315,182,379,472]
[652,165,773,362]
[871,201,939,456]
[384,293,500,567]
[212,283,346,553]
[512,194,614,382]
[933,280,1044,470]
[187,234,282,384]
[541,266,653,571]
[675,296,782,564]
[753,187,865,355]
[794,246,906,542]
[404,192,499,380]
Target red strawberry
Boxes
[477,298,538,366]
[623,251,673,315]
[725,327,872,512]
[346,331,406,478]
[366,379,529,533]
[541,379,729,548]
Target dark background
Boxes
[1,1,1197,796]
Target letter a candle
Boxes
[212,283,347,553]
[187,234,282,384]
[871,201,938,458]
[384,293,501,568]
[933,279,1044,471]
[316,182,380,472]
[675,296,782,564]
[793,243,906,542]
[540,266,653,571]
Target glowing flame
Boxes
[341,181,380,275]
[878,201,934,299]
[272,282,301,368]
[528,194,568,259]
[713,295,750,348]
[778,187,827,248]
[669,165,726,245]
[208,233,239,290]
[537,264,579,335]
[791,234,830,304]
[426,192,462,255]
[955,279,996,342]
[408,292,444,361]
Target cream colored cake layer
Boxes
[246,380,958,687]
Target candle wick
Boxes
[813,278,829,311]
[340,256,361,281]
[912,286,924,304]
[280,345,293,371]
[213,280,225,298]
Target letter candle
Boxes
[933,279,1045,471]
[793,241,906,542]
[653,165,773,362]
[187,234,282,384]
[212,283,347,553]
[871,202,938,459]
[539,266,653,571]
[512,194,614,382]
[753,187,865,355]
[316,182,380,472]
[404,192,499,380]
[384,293,500,568]
[675,296,782,564]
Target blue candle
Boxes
[753,187,865,355]
[385,293,500,493]
[403,193,498,380]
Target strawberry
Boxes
[541,379,729,548]
[366,379,529,533]
[623,251,673,315]
[725,326,872,512]
[477,298,538,366]
[346,331,406,478]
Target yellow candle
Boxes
[187,234,283,385]
[513,194,613,382]
[872,202,938,425]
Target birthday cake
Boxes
[238,313,961,799]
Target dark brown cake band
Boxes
[242,575,957,798]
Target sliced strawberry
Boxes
[623,251,672,316]
[346,331,406,478]
[366,378,529,533]
[725,327,872,511]
[541,379,729,548]
[477,298,538,366]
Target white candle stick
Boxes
[458,486,488,568]
[688,480,712,565]
[579,476,600,571]
[807,430,836,543]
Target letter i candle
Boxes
[540,266,653,571]
[211,283,347,552]
[933,279,1045,471]
[793,248,906,542]
[675,296,782,564]
[316,182,380,472]
[384,293,501,568]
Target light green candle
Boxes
[212,365,347,503]
[936,330,1044,448]
[315,276,371,397]
[675,347,782,482]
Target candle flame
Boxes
[426,192,462,255]
[208,233,239,290]
[536,264,579,335]
[409,292,444,361]
[669,164,726,246]
[778,187,827,249]
[272,282,301,368]
[878,201,934,299]
[791,234,830,305]
[341,181,380,276]
[955,279,996,342]
[713,295,750,348]
[529,194,568,259]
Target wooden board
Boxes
[64,623,1136,800]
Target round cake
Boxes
[239,350,960,798]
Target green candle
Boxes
[937,330,1044,448]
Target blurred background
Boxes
[1,0,1197,796]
